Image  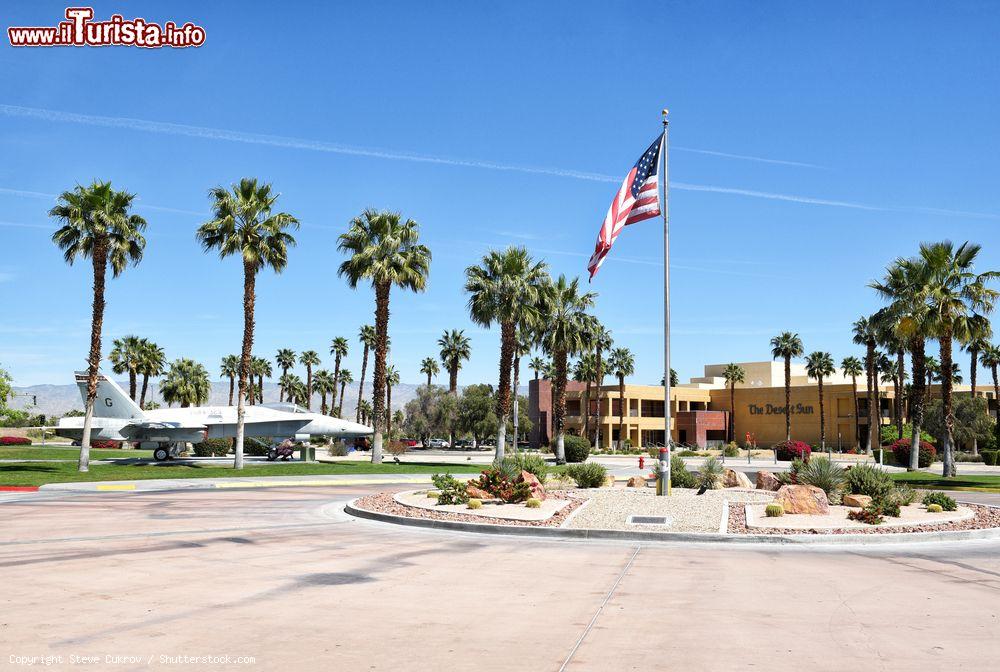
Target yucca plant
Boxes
[796,456,846,503]
[698,456,724,490]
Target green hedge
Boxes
[554,435,591,463]
[983,450,1000,466]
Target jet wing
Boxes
[119,421,208,443]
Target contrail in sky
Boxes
[1,103,997,220]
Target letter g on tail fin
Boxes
[74,371,146,420]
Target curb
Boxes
[344,498,1000,546]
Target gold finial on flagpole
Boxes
[662,108,669,125]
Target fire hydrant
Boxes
[638,456,645,470]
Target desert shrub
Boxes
[327,442,349,457]
[0,436,32,446]
[244,438,271,456]
[954,451,983,463]
[473,466,531,502]
[796,457,847,503]
[890,438,936,468]
[880,425,934,445]
[982,450,1000,466]
[888,484,918,507]
[927,503,943,513]
[881,499,901,517]
[500,453,547,481]
[544,474,577,490]
[385,440,408,457]
[560,435,591,463]
[848,503,885,525]
[467,498,482,510]
[845,463,894,501]
[922,491,957,511]
[426,491,439,499]
[670,454,697,489]
[90,440,121,449]
[776,458,805,485]
[774,440,811,462]
[765,504,784,517]
[192,438,230,457]
[676,449,698,457]
[565,462,607,488]
[698,456,724,490]
[525,498,541,509]
[432,473,469,505]
[722,442,740,458]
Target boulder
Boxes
[756,470,782,491]
[842,493,872,508]
[722,468,754,489]
[626,476,648,488]
[517,470,546,501]
[603,475,616,488]
[774,484,829,515]
[465,485,494,501]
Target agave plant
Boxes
[796,457,847,504]
[698,456,724,490]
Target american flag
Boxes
[587,134,663,279]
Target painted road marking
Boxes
[95,484,136,491]
[212,478,435,489]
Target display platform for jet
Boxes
[57,372,373,461]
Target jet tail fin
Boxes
[74,371,146,420]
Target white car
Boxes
[426,438,450,448]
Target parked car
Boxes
[426,438,450,448]
[400,438,419,448]
[452,439,473,449]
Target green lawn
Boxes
[0,446,153,460]
[892,471,1000,493]
[0,460,487,487]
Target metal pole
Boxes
[660,109,671,496]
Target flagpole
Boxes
[660,108,672,496]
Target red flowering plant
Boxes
[472,466,531,503]
[890,438,936,468]
[774,440,811,462]
[0,436,32,446]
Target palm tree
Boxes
[51,181,147,472]
[511,327,533,451]
[963,315,992,403]
[805,352,835,450]
[538,276,597,462]
[841,356,864,448]
[159,358,210,408]
[981,344,1000,448]
[529,356,547,380]
[329,336,349,415]
[338,209,431,463]
[313,369,335,415]
[419,357,439,388]
[358,399,373,426]
[299,350,320,410]
[284,375,307,406]
[608,347,635,451]
[197,177,298,469]
[917,242,998,476]
[337,369,353,417]
[722,363,745,443]
[573,353,598,442]
[137,339,165,410]
[221,355,240,406]
[770,332,805,443]
[874,308,907,440]
[355,325,377,422]
[252,356,272,404]
[851,317,879,452]
[275,348,296,402]
[438,329,471,395]
[385,365,400,439]
[465,246,548,460]
[109,335,145,401]
[925,356,940,389]
[590,323,612,451]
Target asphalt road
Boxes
[1,484,998,671]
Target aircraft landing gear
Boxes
[153,447,170,461]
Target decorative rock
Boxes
[722,468,754,489]
[842,493,872,508]
[517,470,546,501]
[756,470,782,491]
[603,475,616,488]
[774,484,829,515]
[465,485,494,501]
[626,476,648,488]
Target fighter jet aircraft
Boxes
[57,371,373,461]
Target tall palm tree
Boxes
[51,181,147,472]
[197,177,298,469]
[538,276,596,462]
[275,348,296,402]
[851,317,879,452]
[841,356,864,448]
[299,350,320,410]
[981,344,1000,449]
[590,323,613,451]
[438,329,471,395]
[355,325,377,422]
[252,356,272,404]
[337,369,353,417]
[770,331,805,442]
[529,356,547,380]
[420,357,440,388]
[385,365,400,439]
[313,369,335,415]
[573,354,598,442]
[917,241,998,476]
[357,399,373,426]
[221,355,240,406]
[159,358,210,408]
[284,375,307,406]
[329,336,349,414]
[511,327,534,451]
[608,347,635,451]
[874,308,907,440]
[805,351,835,450]
[338,209,431,463]
[109,335,145,401]
[137,340,165,410]
[465,246,548,460]
[962,316,992,450]
[722,363,746,443]
[925,356,940,389]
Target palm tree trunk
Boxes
[79,239,108,473]
[941,329,956,476]
[321,391,327,416]
[784,355,792,442]
[818,376,826,449]
[386,384,392,439]
[583,377,591,442]
[595,347,604,451]
[970,346,979,455]
[258,374,264,404]
[370,282,390,464]
[234,261,256,470]
[552,348,568,463]
[356,345,369,423]
[305,365,313,410]
[865,342,876,453]
[909,337,927,471]
[992,365,1000,451]
[339,380,347,415]
[895,350,905,439]
[139,373,150,410]
[512,355,521,451]
[228,375,234,406]
[494,320,515,461]
[729,383,736,443]
[617,374,625,452]
[448,363,458,446]
[332,356,342,413]
[128,368,137,401]
[850,376,859,450]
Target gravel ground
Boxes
[729,502,1000,535]
[352,491,584,527]
[565,487,773,533]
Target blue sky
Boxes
[2,1,999,387]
